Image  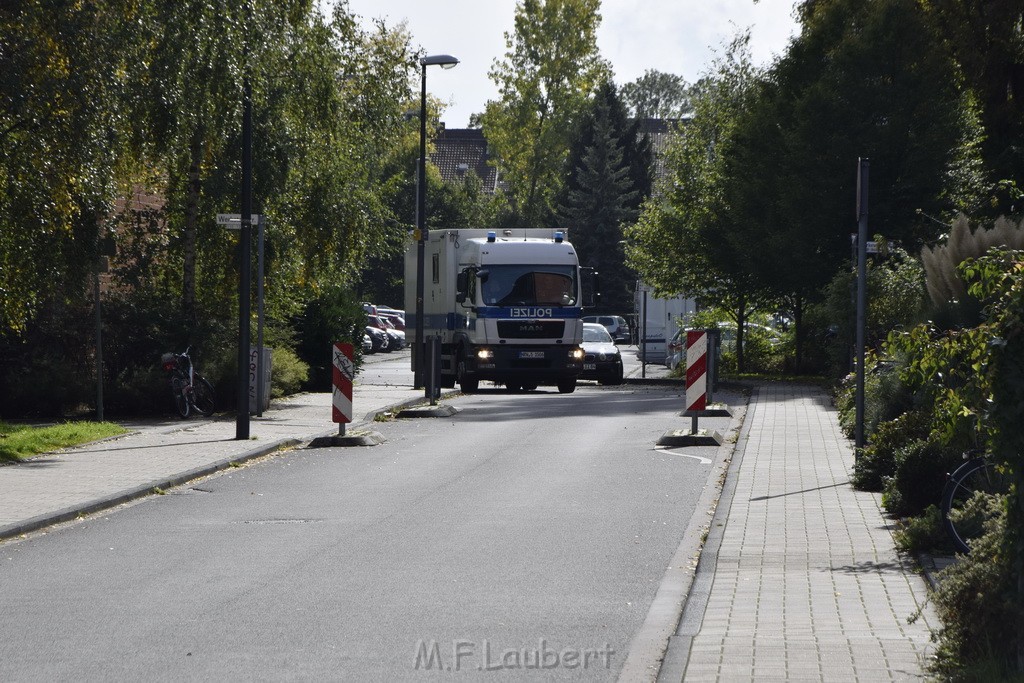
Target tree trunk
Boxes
[735,294,746,373]
[793,294,804,372]
[183,131,202,328]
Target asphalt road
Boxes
[0,355,717,681]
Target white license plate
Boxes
[583,363,596,370]
[519,351,545,359]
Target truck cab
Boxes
[406,229,586,393]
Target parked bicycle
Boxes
[161,346,216,418]
[940,448,1010,554]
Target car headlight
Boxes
[570,347,585,361]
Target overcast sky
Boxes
[332,0,801,128]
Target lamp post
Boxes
[414,54,459,391]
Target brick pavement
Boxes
[666,383,936,682]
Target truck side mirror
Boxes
[581,267,599,308]
[456,292,467,304]
[456,270,469,295]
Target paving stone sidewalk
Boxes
[663,383,937,682]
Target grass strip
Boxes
[0,421,128,463]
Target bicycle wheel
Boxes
[941,458,1009,554]
[171,377,190,418]
[192,375,216,417]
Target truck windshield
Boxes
[481,265,577,306]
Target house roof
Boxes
[430,127,501,193]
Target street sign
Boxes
[217,213,261,228]
[848,234,879,254]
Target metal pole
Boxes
[236,59,252,440]
[256,216,265,417]
[94,263,104,421]
[855,158,869,454]
[415,63,428,391]
[641,288,648,379]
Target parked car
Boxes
[362,332,373,354]
[664,322,783,370]
[378,311,405,332]
[579,323,624,385]
[582,315,631,344]
[368,314,404,349]
[364,325,390,353]
[665,328,685,370]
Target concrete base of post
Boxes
[308,430,386,448]
[396,404,459,419]
[680,403,732,418]
[656,429,723,447]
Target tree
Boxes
[620,69,693,120]
[558,80,651,313]
[625,33,772,371]
[480,0,609,225]
[924,0,1024,214]
[718,0,986,366]
[0,0,152,334]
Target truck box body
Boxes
[635,284,697,364]
[404,229,584,392]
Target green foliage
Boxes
[0,421,128,463]
[852,410,930,491]
[930,512,1022,681]
[620,69,693,119]
[923,1,1024,204]
[881,438,961,518]
[0,352,94,419]
[626,32,763,308]
[800,236,931,379]
[558,80,647,314]
[268,346,309,398]
[481,0,610,224]
[834,351,915,441]
[887,323,994,450]
[892,505,949,554]
[294,283,366,391]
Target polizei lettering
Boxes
[510,307,554,318]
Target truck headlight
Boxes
[476,348,493,361]
[570,347,584,361]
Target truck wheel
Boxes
[505,382,521,392]
[521,382,538,392]
[457,353,478,394]
[556,378,576,394]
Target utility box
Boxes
[248,346,272,413]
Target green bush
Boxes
[0,354,93,418]
[930,510,1023,682]
[294,284,366,391]
[107,364,169,416]
[892,504,950,554]
[852,410,930,491]
[835,353,914,441]
[881,438,961,518]
[269,346,309,398]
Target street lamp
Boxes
[414,53,459,391]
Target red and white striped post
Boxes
[685,330,708,431]
[332,342,355,436]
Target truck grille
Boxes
[497,320,565,339]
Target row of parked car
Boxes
[363,303,406,354]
